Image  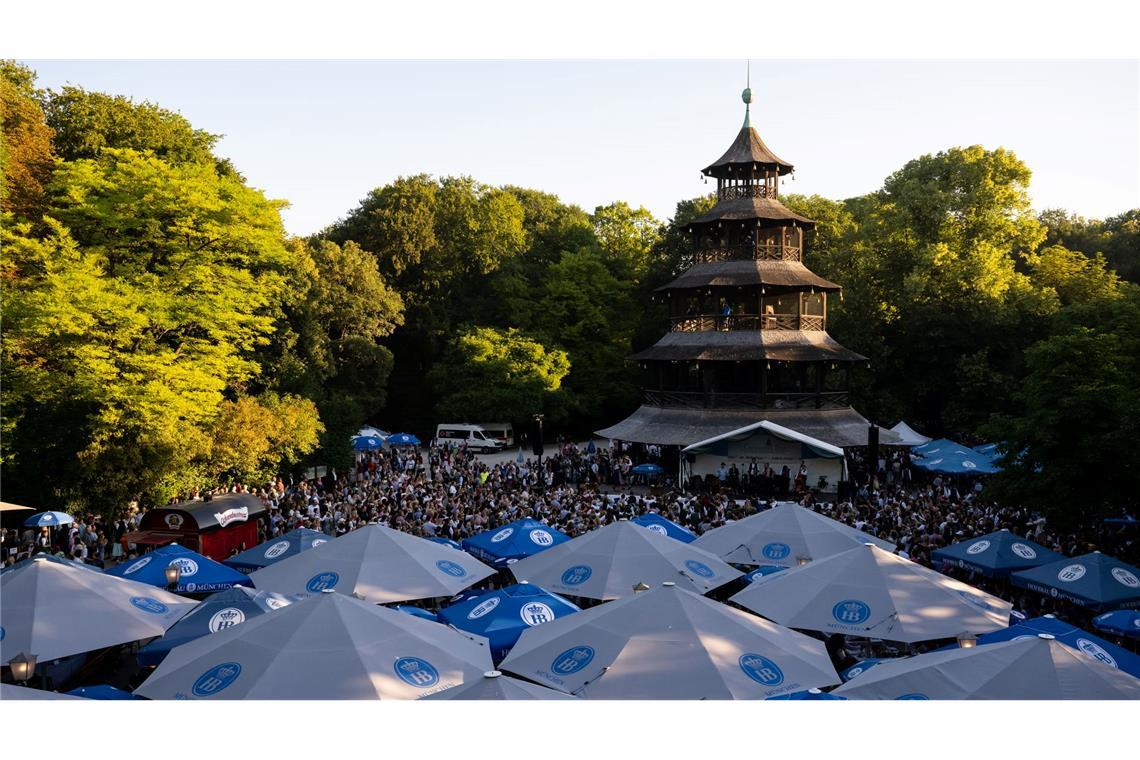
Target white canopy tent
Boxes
[889,421,931,446]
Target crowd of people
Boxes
[3,439,1136,652]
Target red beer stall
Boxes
[126,494,267,562]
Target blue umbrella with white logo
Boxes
[631,463,664,475]
[352,435,385,451]
[387,432,421,446]
[1093,610,1140,640]
[23,511,75,527]
[462,519,571,565]
[631,513,697,543]
[1011,551,1140,610]
[438,582,581,662]
[931,529,1063,578]
[427,537,464,551]
[105,543,253,594]
[396,605,441,623]
[135,590,493,700]
[745,565,788,582]
[766,688,847,700]
[840,658,903,682]
[64,685,143,700]
[137,586,301,666]
[248,524,495,603]
[223,528,332,574]
[0,556,195,662]
[930,614,1140,679]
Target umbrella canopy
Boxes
[0,501,34,512]
[387,433,421,446]
[427,537,464,551]
[64,685,143,700]
[933,614,1140,679]
[1093,610,1140,640]
[352,435,385,451]
[2,552,102,575]
[745,565,788,581]
[23,511,74,527]
[422,670,576,700]
[223,528,331,574]
[134,590,493,699]
[462,519,571,564]
[137,587,301,666]
[1011,551,1140,610]
[0,556,195,662]
[888,421,931,446]
[508,520,742,600]
[438,582,580,662]
[931,529,1064,577]
[834,635,1140,700]
[910,438,1001,475]
[355,427,390,439]
[631,512,696,543]
[395,605,440,622]
[105,543,253,594]
[631,463,664,475]
[249,524,495,603]
[691,502,895,567]
[839,658,904,682]
[499,583,840,699]
[730,543,1012,643]
[0,684,84,700]
[766,688,847,700]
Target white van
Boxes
[434,424,505,454]
[475,422,514,447]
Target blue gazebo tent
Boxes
[1011,551,1140,610]
[931,530,1063,577]
[462,519,570,565]
[137,586,300,666]
[223,528,331,574]
[105,543,253,594]
[630,512,696,543]
[437,582,580,662]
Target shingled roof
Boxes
[689,196,815,227]
[631,330,867,363]
[657,260,841,292]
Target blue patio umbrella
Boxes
[137,586,300,666]
[631,463,664,475]
[387,432,421,446]
[931,614,1140,679]
[462,519,570,564]
[840,658,895,682]
[427,537,464,551]
[438,582,580,662]
[105,543,253,594]
[745,565,788,582]
[931,529,1063,577]
[586,440,596,454]
[1011,551,1140,610]
[223,528,331,574]
[23,511,74,527]
[395,605,440,623]
[352,435,385,451]
[631,512,696,543]
[1093,610,1140,640]
[767,688,847,700]
[65,685,143,700]
[911,438,1001,475]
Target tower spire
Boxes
[742,60,753,129]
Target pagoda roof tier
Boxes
[689,196,815,227]
[656,260,841,292]
[596,405,899,448]
[631,330,867,363]
[703,125,794,178]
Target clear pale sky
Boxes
[22,60,1140,236]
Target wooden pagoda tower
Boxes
[598,85,894,448]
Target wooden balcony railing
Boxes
[718,184,776,201]
[691,242,801,264]
[669,314,825,332]
[643,390,851,411]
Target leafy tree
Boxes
[592,201,662,278]
[207,393,323,485]
[430,327,569,422]
[1,62,55,221]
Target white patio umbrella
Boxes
[135,590,493,699]
[0,556,196,662]
[499,582,839,699]
[249,524,495,603]
[729,543,1011,643]
[691,502,895,567]
[507,520,742,600]
[0,683,84,700]
[421,670,575,700]
[834,634,1140,700]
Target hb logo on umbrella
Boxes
[192,662,242,697]
[551,646,595,675]
[520,602,555,626]
[832,600,871,625]
[394,657,439,688]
